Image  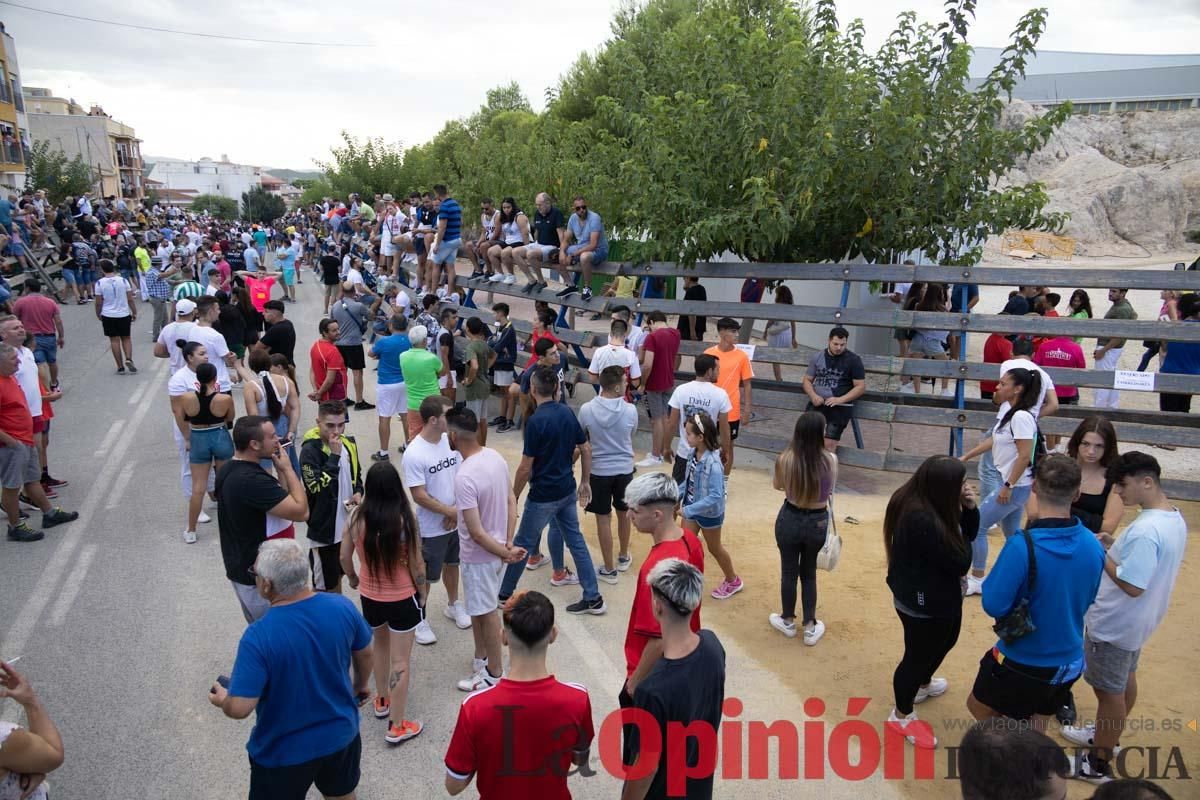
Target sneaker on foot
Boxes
[898,383,915,394]
[803,620,826,646]
[355,401,376,410]
[886,708,938,749]
[444,601,471,630]
[488,273,504,283]
[525,553,547,571]
[566,596,607,615]
[597,567,619,585]
[40,483,57,499]
[496,420,514,433]
[711,577,744,599]
[502,274,516,285]
[385,719,424,744]
[414,619,437,645]
[374,697,391,719]
[581,287,593,301]
[1060,725,1122,755]
[1070,752,1113,784]
[489,415,506,427]
[965,575,984,596]
[914,677,948,703]
[371,451,390,461]
[42,475,68,488]
[556,285,578,298]
[550,568,579,586]
[183,529,198,544]
[457,669,500,692]
[42,508,78,528]
[198,510,212,523]
[126,360,138,374]
[6,523,44,542]
[635,455,664,468]
[769,613,797,638]
[616,553,633,572]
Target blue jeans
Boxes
[972,471,1032,572]
[500,492,600,601]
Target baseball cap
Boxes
[175,299,197,316]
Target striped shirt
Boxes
[173,281,205,300]
[437,197,462,242]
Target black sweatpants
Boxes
[892,608,962,715]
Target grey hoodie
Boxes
[578,395,638,477]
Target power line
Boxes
[0,1,371,47]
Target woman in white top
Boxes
[94,259,138,374]
[236,349,300,473]
[959,366,1042,593]
[168,341,215,514]
[0,660,63,800]
[487,197,529,286]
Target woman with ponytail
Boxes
[235,350,300,472]
[960,366,1041,594]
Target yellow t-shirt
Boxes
[614,275,639,298]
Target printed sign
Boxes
[1113,370,1155,392]
[735,344,757,361]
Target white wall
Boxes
[147,160,261,203]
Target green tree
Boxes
[190,193,238,219]
[315,132,407,200]
[241,186,286,224]
[24,140,96,204]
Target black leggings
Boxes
[893,608,962,715]
[775,502,826,625]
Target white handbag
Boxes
[816,498,842,572]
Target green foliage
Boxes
[191,193,238,219]
[144,186,161,208]
[241,186,286,224]
[314,132,407,201]
[24,140,96,205]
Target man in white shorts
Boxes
[446,406,524,692]
[402,396,469,644]
[368,315,410,460]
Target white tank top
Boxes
[250,373,290,420]
[482,211,498,238]
[501,214,524,245]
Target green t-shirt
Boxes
[463,339,493,401]
[1099,299,1137,348]
[399,348,443,410]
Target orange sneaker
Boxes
[373,697,390,719]
[385,719,424,744]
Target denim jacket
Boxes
[679,449,725,521]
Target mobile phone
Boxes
[211,674,230,694]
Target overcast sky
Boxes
[7,0,1198,171]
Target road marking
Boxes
[105,463,136,510]
[49,544,98,627]
[551,609,624,692]
[0,365,166,721]
[92,420,125,458]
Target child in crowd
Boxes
[678,412,743,599]
[764,285,797,381]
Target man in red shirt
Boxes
[638,311,682,467]
[309,319,347,408]
[619,472,704,764]
[445,590,593,800]
[980,333,1013,401]
[0,343,77,542]
[12,278,65,390]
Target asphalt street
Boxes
[0,272,897,799]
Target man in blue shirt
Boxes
[368,315,411,460]
[209,538,373,799]
[499,366,606,617]
[429,183,462,300]
[557,196,608,302]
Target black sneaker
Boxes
[556,285,578,298]
[497,420,514,433]
[42,475,68,488]
[18,493,38,510]
[489,415,506,427]
[355,401,376,410]
[1056,691,1077,726]
[7,523,44,542]
[42,508,79,529]
[521,282,537,295]
[581,287,593,301]
[566,596,607,616]
[126,360,138,374]
[371,452,390,462]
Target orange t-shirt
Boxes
[704,345,754,422]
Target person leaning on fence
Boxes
[966,454,1105,727]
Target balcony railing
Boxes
[1,143,21,165]
[117,153,141,169]
[0,83,11,105]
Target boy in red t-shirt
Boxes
[309,318,347,404]
[445,590,593,800]
[638,311,682,466]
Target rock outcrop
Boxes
[998,100,1200,256]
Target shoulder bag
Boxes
[992,530,1038,643]
[816,497,842,572]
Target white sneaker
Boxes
[769,613,797,638]
[502,274,516,285]
[1070,752,1114,784]
[899,383,916,394]
[941,387,956,398]
[183,529,197,544]
[965,575,984,596]
[635,455,664,468]
[914,677,948,704]
[1061,724,1121,755]
[488,273,504,283]
[887,708,938,748]
[444,601,471,630]
[414,619,437,645]
[456,668,500,692]
[198,510,211,524]
[803,620,826,646]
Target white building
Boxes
[146,154,261,207]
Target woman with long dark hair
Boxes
[339,461,427,745]
[769,411,837,645]
[1068,289,1093,344]
[960,366,1042,593]
[235,349,300,473]
[489,197,529,287]
[1027,416,1123,539]
[909,283,952,396]
[884,456,979,747]
[179,362,234,544]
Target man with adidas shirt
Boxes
[664,354,733,484]
[402,395,471,644]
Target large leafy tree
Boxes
[191,193,238,219]
[24,140,96,204]
[241,186,286,224]
[315,132,407,201]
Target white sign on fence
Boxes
[1113,370,1156,392]
[735,344,757,361]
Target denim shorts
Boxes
[909,332,948,356]
[692,514,725,530]
[190,426,234,464]
[432,238,461,266]
[61,267,78,285]
[33,334,58,365]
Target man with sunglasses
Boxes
[556,196,608,301]
[515,193,565,292]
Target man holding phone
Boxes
[299,401,363,595]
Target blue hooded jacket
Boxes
[982,517,1106,667]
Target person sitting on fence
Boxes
[802,326,866,452]
[515,192,565,294]
[555,197,607,302]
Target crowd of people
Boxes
[0,186,1191,800]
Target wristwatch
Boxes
[1003,481,1013,488]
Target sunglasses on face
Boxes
[574,205,587,212]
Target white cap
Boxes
[175,299,197,316]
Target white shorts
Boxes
[439,372,457,390]
[380,242,395,258]
[493,369,514,387]
[461,560,504,617]
[376,382,407,417]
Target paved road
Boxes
[0,273,898,799]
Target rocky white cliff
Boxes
[999,100,1200,256]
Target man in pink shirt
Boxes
[1034,334,1086,406]
[12,278,65,389]
[213,252,232,293]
